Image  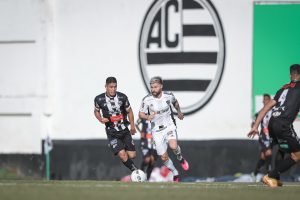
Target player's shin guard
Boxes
[173,145,183,161]
[122,158,138,172]
[163,158,179,176]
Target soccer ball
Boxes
[131,169,147,182]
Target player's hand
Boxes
[247,127,259,139]
[130,127,137,135]
[177,112,184,120]
[147,112,156,121]
[100,118,109,124]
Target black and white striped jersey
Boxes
[272,81,300,123]
[94,92,131,131]
[139,91,177,131]
[255,110,272,132]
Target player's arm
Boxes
[173,100,184,120]
[247,99,276,138]
[94,99,109,124]
[139,100,155,121]
[135,119,142,133]
[94,109,109,124]
[262,112,271,136]
[127,107,137,135]
[135,119,146,139]
[139,111,155,121]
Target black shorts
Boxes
[258,131,272,152]
[269,118,300,153]
[106,128,136,155]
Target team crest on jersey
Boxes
[139,0,225,115]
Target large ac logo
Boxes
[139,0,225,115]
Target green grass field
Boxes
[0,180,299,200]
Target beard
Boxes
[152,90,161,97]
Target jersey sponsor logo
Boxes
[139,0,225,115]
[110,139,118,146]
[109,114,124,122]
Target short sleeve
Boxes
[170,92,177,104]
[139,98,149,113]
[123,94,131,110]
[94,97,100,111]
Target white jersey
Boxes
[139,91,177,132]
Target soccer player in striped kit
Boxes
[252,94,273,181]
[248,64,300,187]
[94,77,138,172]
[139,76,189,182]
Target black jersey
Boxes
[272,81,300,124]
[94,91,131,131]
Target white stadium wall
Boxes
[0,0,299,153]
[50,0,253,141]
[0,0,48,153]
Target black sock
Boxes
[254,159,265,175]
[122,159,137,172]
[269,157,296,179]
[265,155,272,173]
[141,161,147,171]
[275,150,285,166]
[146,164,154,180]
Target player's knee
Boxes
[128,151,136,159]
[144,156,150,164]
[150,155,156,164]
[291,152,300,162]
[161,154,169,162]
[265,149,272,157]
[118,150,128,161]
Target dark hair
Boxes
[106,77,117,85]
[290,64,300,75]
[150,76,163,85]
[263,93,271,99]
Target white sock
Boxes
[164,158,179,176]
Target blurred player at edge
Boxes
[248,64,300,187]
[252,94,273,181]
[135,118,158,180]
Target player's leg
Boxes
[161,152,179,182]
[153,130,179,181]
[261,132,272,173]
[168,130,189,171]
[141,154,150,171]
[145,152,156,180]
[264,123,300,187]
[253,151,265,181]
[121,130,138,171]
[263,148,272,172]
[140,138,150,171]
[117,150,137,171]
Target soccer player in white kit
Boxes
[139,76,189,182]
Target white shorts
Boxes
[152,124,178,156]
